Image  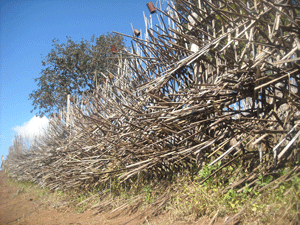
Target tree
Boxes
[30,33,126,116]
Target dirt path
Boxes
[0,171,100,224]
[0,171,151,225]
[0,171,197,225]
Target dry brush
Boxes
[4,0,300,216]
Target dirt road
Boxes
[0,171,195,225]
[0,171,100,224]
[0,171,147,225]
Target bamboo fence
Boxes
[4,0,300,218]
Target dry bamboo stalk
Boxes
[3,0,300,202]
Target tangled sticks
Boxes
[4,0,300,195]
[113,0,300,182]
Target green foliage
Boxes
[197,161,221,185]
[30,33,125,116]
[256,174,273,186]
[143,185,153,203]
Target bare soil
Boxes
[0,171,213,225]
[0,171,142,225]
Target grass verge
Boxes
[4,162,300,224]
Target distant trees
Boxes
[30,33,126,116]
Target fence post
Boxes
[67,94,70,127]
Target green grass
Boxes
[4,159,300,224]
[165,163,300,224]
[6,178,48,198]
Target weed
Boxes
[256,174,273,186]
[143,185,153,203]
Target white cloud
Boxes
[13,116,49,138]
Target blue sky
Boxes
[0,0,155,161]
